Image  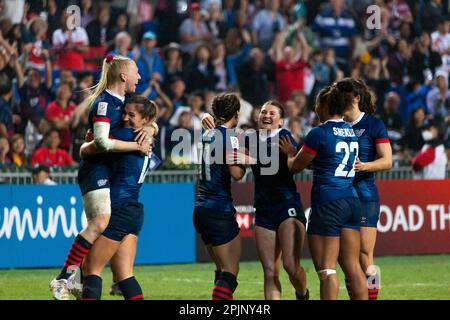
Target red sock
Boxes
[369,287,379,300]
[57,235,92,280]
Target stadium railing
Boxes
[1,165,449,184]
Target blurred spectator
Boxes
[52,9,89,71]
[386,0,413,32]
[0,73,14,137]
[421,0,444,34]
[387,38,412,86]
[45,0,62,43]
[227,30,252,87]
[184,43,218,93]
[204,2,228,40]
[431,17,450,72]
[412,119,448,179]
[44,83,76,151]
[379,91,404,132]
[31,129,75,166]
[179,2,212,57]
[252,0,285,52]
[24,16,49,71]
[0,135,10,164]
[111,12,130,36]
[85,4,115,48]
[31,163,57,185]
[170,90,204,131]
[17,55,52,135]
[163,42,183,87]
[237,47,272,107]
[311,49,331,93]
[287,117,303,144]
[8,133,27,167]
[312,0,356,75]
[107,31,135,59]
[270,28,311,103]
[212,40,228,91]
[426,70,450,119]
[136,31,165,94]
[403,107,426,154]
[169,77,188,111]
[410,31,442,84]
[80,0,95,28]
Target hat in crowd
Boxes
[32,164,50,174]
[142,31,157,41]
[189,2,201,11]
[164,42,181,53]
[435,69,448,85]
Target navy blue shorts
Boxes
[308,197,362,237]
[103,202,144,241]
[360,201,380,228]
[193,206,240,247]
[78,159,110,196]
[255,200,306,232]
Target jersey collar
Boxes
[106,89,125,103]
[324,118,345,124]
[349,112,365,127]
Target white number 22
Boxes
[334,141,359,177]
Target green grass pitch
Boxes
[0,255,449,300]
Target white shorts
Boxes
[82,188,111,220]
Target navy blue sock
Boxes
[118,277,144,300]
[82,275,102,300]
[214,270,221,284]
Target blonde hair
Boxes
[87,55,133,108]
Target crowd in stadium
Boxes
[0,0,449,177]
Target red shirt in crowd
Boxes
[52,27,89,71]
[45,101,77,150]
[275,58,308,103]
[31,147,75,166]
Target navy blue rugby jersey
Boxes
[302,120,359,206]
[350,113,389,202]
[196,126,240,213]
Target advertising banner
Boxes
[197,180,450,262]
[0,184,196,268]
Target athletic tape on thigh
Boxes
[317,269,336,280]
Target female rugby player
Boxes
[50,55,151,300]
[339,78,392,300]
[201,101,308,300]
[79,96,159,300]
[194,93,247,300]
[280,83,368,300]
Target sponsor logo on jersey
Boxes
[355,129,366,137]
[97,179,108,187]
[230,136,239,149]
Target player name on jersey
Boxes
[332,127,356,137]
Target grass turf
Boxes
[0,254,449,300]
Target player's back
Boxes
[109,128,159,207]
[248,128,300,207]
[196,126,238,213]
[303,119,359,205]
[351,113,389,201]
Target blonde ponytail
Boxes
[87,55,132,108]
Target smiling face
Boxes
[258,103,284,130]
[123,60,141,94]
[122,103,148,129]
